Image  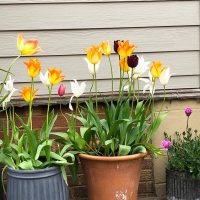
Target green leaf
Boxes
[61,166,68,185]
[146,112,168,142]
[131,145,147,154]
[2,124,10,146]
[18,160,34,170]
[0,153,16,168]
[60,144,72,156]
[50,132,69,140]
[118,145,131,156]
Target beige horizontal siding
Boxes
[0,1,199,31]
[0,0,198,4]
[0,51,198,83]
[12,76,200,97]
[0,0,199,97]
[0,27,199,57]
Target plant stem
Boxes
[5,109,9,137]
[0,55,21,94]
[28,77,34,130]
[94,64,98,113]
[186,116,189,130]
[46,85,52,139]
[59,101,68,124]
[108,56,114,99]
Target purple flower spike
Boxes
[161,140,172,150]
[185,108,192,117]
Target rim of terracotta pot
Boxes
[79,152,147,162]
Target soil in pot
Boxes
[79,153,146,200]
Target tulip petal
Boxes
[69,95,74,111]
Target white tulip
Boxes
[69,79,86,111]
[2,76,17,109]
[140,72,155,95]
[40,71,50,86]
[129,56,150,79]
[84,58,100,75]
[159,67,172,86]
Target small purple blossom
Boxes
[161,140,172,150]
[185,107,192,117]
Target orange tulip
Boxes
[101,41,112,56]
[48,67,64,85]
[150,61,165,78]
[19,86,38,102]
[24,58,42,78]
[17,33,41,56]
[84,45,102,64]
[117,40,137,58]
[119,58,130,72]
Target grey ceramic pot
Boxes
[166,168,200,200]
[7,166,69,200]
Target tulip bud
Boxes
[127,55,138,68]
[58,84,66,97]
[113,40,123,54]
[185,107,192,117]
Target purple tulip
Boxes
[127,55,138,68]
[161,140,172,150]
[58,84,66,97]
[185,108,192,117]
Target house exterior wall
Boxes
[0,0,200,199]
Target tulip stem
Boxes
[5,109,9,137]
[28,78,34,130]
[0,55,21,94]
[108,56,114,99]
[46,85,52,139]
[94,64,98,113]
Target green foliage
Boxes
[165,129,200,178]
[0,110,74,172]
[68,98,166,156]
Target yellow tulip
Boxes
[24,58,42,78]
[19,87,38,102]
[117,40,137,58]
[84,45,102,64]
[101,41,112,56]
[150,61,164,78]
[48,67,64,85]
[17,33,41,56]
[119,58,130,72]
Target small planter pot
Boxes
[166,168,200,200]
[79,153,146,200]
[7,166,69,200]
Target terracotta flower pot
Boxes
[79,153,147,200]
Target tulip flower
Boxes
[159,67,172,86]
[119,58,130,72]
[19,86,38,103]
[24,58,42,78]
[17,33,41,56]
[40,71,50,86]
[84,58,100,75]
[2,76,17,109]
[127,55,138,68]
[69,79,86,111]
[185,107,192,117]
[101,41,112,56]
[150,61,164,78]
[48,67,64,85]
[58,84,66,97]
[113,40,122,54]
[84,45,102,64]
[140,72,155,95]
[117,40,137,58]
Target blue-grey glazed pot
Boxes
[7,166,69,200]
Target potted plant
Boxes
[0,33,74,200]
[64,40,172,199]
[163,108,200,200]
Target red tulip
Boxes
[58,84,66,97]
